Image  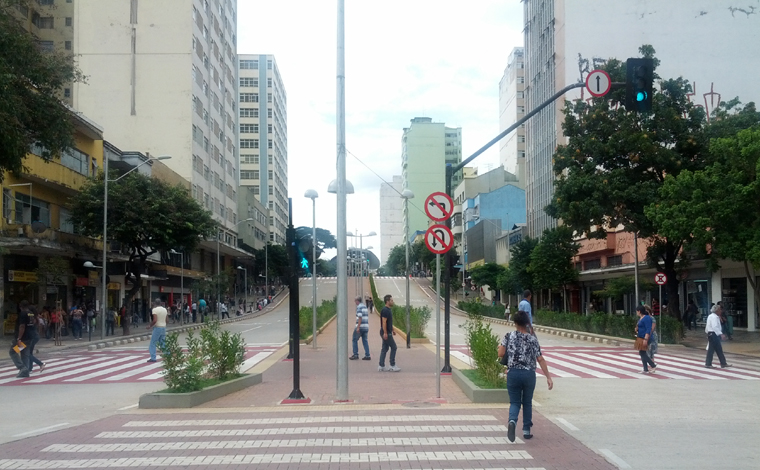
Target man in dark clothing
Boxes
[378,294,400,372]
[12,300,36,378]
[685,300,698,331]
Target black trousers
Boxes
[639,350,656,371]
[706,332,727,367]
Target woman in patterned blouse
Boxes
[498,310,553,442]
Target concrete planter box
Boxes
[138,373,262,409]
[452,368,508,404]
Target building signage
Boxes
[7,270,37,283]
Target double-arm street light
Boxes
[400,189,415,348]
[346,230,375,302]
[304,189,319,348]
[101,154,171,340]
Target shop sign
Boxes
[75,277,89,287]
[107,282,121,290]
[8,270,37,283]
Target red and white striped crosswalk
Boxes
[451,345,760,380]
[0,345,282,386]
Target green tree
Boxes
[69,172,217,308]
[529,226,579,292]
[295,226,337,269]
[0,2,84,178]
[546,46,709,319]
[381,244,406,276]
[648,124,760,313]
[594,276,656,312]
[468,263,506,294]
[508,237,538,293]
[496,267,521,297]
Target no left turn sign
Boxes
[654,273,667,285]
[424,224,454,254]
[424,192,454,222]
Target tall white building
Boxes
[72,0,243,245]
[379,175,404,266]
[238,54,289,245]
[523,0,760,238]
[499,47,526,180]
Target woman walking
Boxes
[635,305,657,374]
[498,310,553,442]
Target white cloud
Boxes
[237,0,523,261]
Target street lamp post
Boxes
[304,189,319,348]
[346,230,375,302]
[401,189,414,348]
[237,266,247,311]
[101,155,171,340]
[217,217,255,318]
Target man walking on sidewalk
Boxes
[378,295,400,372]
[350,296,371,360]
[146,300,168,363]
[705,304,732,369]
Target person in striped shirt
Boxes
[350,296,371,360]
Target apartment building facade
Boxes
[238,54,289,245]
[499,47,526,180]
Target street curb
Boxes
[451,368,507,403]
[304,314,337,345]
[371,310,429,344]
[138,373,263,409]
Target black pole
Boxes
[286,198,305,400]
[443,81,587,373]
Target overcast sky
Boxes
[237,1,524,261]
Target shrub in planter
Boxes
[463,314,502,388]
[657,315,684,344]
[590,314,607,334]
[458,300,505,320]
[159,331,204,392]
[200,321,246,381]
[299,297,337,339]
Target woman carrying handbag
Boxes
[634,305,657,374]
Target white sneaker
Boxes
[378,366,387,372]
[388,365,401,372]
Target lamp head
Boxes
[401,189,415,199]
[368,231,377,237]
[304,189,318,199]
[83,261,95,268]
[156,155,172,161]
[327,179,355,194]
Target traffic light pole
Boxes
[286,198,305,401]
[443,81,586,372]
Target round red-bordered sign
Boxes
[654,273,667,285]
[424,224,454,254]
[424,192,454,222]
[585,69,612,98]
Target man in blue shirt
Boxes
[518,290,534,335]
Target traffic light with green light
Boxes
[625,58,653,112]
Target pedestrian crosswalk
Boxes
[451,345,760,380]
[0,412,560,469]
[0,345,281,386]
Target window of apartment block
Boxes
[240,139,259,149]
[518,135,526,143]
[517,106,525,113]
[518,150,526,158]
[240,93,258,103]
[203,165,210,180]
[268,185,273,196]
[584,258,601,270]
[267,108,272,118]
[517,91,524,98]
[38,40,54,52]
[252,185,260,195]
[268,170,273,180]
[203,137,210,152]
[267,93,272,103]
[268,155,273,165]
[267,60,272,70]
[65,40,71,50]
[607,255,623,267]
[267,77,272,88]
[240,124,258,134]
[65,17,72,26]
[240,107,258,118]
[240,77,258,87]
[267,139,272,149]
[241,154,259,164]
[267,124,272,134]
[37,16,54,28]
[517,76,525,83]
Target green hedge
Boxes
[299,297,337,340]
[457,300,505,320]
[369,274,430,338]
[532,310,683,344]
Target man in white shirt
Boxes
[518,290,534,335]
[705,304,731,369]
[147,299,168,363]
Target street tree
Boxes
[0,1,84,178]
[529,226,579,294]
[69,172,217,309]
[507,237,538,294]
[546,45,709,319]
[648,122,760,312]
[381,244,406,276]
[468,263,507,296]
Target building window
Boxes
[268,155,273,165]
[267,108,272,118]
[268,185,273,196]
[240,107,258,118]
[240,93,258,103]
[607,255,623,267]
[267,124,273,134]
[240,139,259,149]
[518,135,526,143]
[240,124,258,134]
[252,185,260,195]
[64,40,71,50]
[517,91,524,98]
[267,77,272,88]
[517,76,525,84]
[240,77,258,87]
[37,16,54,28]
[267,60,272,70]
[518,150,526,159]
[39,0,54,4]
[267,93,272,103]
[240,59,258,69]
[38,40,54,51]
[584,258,601,270]
[64,88,71,98]
[65,17,72,26]
[517,106,525,114]
[241,154,259,164]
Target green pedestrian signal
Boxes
[625,58,653,113]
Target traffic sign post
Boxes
[654,272,667,338]
[424,192,454,222]
[585,69,612,97]
[425,224,454,255]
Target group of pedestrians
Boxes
[348,294,401,372]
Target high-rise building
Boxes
[523,0,760,239]
[499,47,526,180]
[238,54,289,245]
[71,0,244,247]
[401,118,462,237]
[379,175,404,266]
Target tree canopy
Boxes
[0,2,84,178]
[468,263,506,293]
[69,172,217,303]
[528,226,579,291]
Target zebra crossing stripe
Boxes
[0,459,540,470]
[96,424,507,439]
[541,354,617,378]
[101,361,164,382]
[24,356,138,384]
[585,353,690,379]
[596,353,724,379]
[544,352,653,379]
[0,356,105,379]
[43,436,520,453]
[0,356,115,385]
[65,358,156,382]
[123,415,499,427]
[644,355,760,379]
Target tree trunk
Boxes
[662,241,681,320]
[744,261,760,327]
